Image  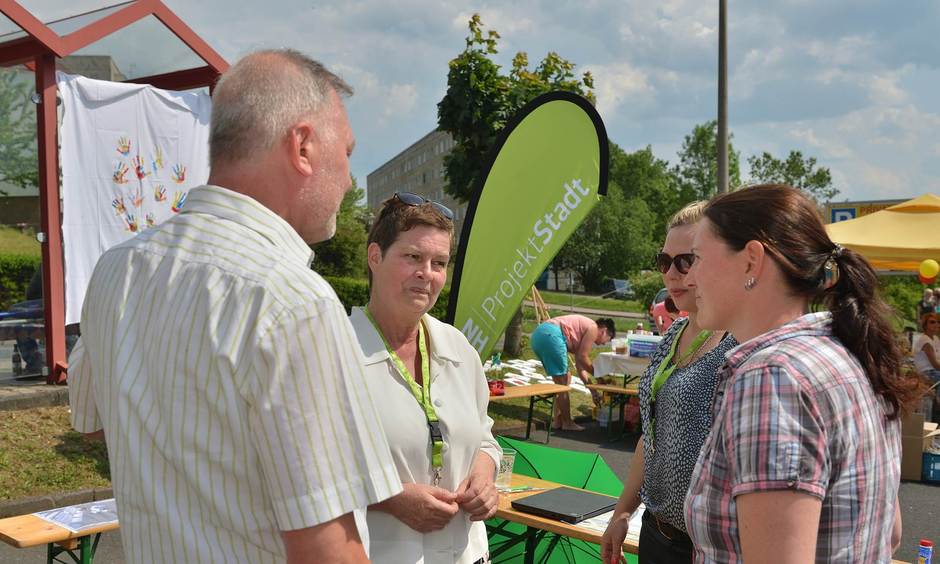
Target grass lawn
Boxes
[487,364,597,431]
[522,306,648,335]
[0,406,110,500]
[536,289,643,314]
[0,226,41,257]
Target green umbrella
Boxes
[487,436,639,563]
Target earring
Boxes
[744,277,757,291]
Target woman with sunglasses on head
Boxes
[684,184,922,563]
[349,192,501,563]
[601,202,736,564]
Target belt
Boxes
[643,509,691,545]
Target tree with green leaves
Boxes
[747,150,838,202]
[609,143,680,242]
[311,178,370,278]
[554,188,657,291]
[673,120,741,201]
[0,69,38,195]
[437,14,594,203]
[437,14,595,357]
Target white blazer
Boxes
[349,307,502,564]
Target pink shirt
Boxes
[548,314,594,352]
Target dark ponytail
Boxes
[705,184,924,418]
[820,248,923,418]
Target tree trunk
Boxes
[502,305,524,358]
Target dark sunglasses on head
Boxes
[655,252,695,275]
[393,191,454,220]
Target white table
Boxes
[594,352,650,379]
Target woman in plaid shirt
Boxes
[683,184,923,563]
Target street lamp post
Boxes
[717,0,729,194]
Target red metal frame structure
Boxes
[0,0,227,383]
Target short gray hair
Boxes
[209,49,353,167]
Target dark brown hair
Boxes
[596,317,616,339]
[704,184,922,418]
[922,312,940,333]
[366,196,454,284]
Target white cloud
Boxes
[806,35,874,67]
[452,9,533,34]
[866,67,911,105]
[787,127,853,159]
[333,64,418,124]
[585,62,652,117]
[858,163,906,197]
[384,83,419,118]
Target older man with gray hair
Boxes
[68,49,401,563]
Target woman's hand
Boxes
[600,511,630,564]
[455,454,498,521]
[382,483,459,533]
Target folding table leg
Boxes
[544,395,556,443]
[525,396,535,440]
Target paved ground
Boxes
[1,419,934,562]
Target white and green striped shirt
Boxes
[69,185,401,563]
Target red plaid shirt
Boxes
[685,312,901,563]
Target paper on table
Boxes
[576,503,644,545]
[34,498,119,533]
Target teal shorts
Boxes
[531,322,568,377]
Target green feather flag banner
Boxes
[446,91,608,359]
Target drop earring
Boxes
[744,277,757,291]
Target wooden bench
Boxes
[0,505,118,564]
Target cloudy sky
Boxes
[15,0,940,202]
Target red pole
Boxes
[35,52,67,384]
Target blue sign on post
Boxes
[830,207,857,223]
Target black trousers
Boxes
[638,509,694,564]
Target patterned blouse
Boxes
[685,312,901,563]
[638,317,737,532]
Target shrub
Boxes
[0,254,41,310]
[323,276,369,314]
[323,275,452,321]
[630,270,663,309]
[879,275,924,328]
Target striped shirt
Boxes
[685,312,901,563]
[68,185,402,563]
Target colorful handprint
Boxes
[111,197,126,216]
[145,213,156,228]
[133,155,149,180]
[132,191,144,208]
[112,162,129,184]
[151,147,164,174]
[171,164,186,184]
[124,214,139,233]
[171,190,187,213]
[153,184,167,202]
[116,136,131,156]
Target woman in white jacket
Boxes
[349,192,501,564]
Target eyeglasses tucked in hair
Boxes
[392,192,454,220]
[655,252,695,275]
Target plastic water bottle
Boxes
[919,539,934,564]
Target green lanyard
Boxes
[647,326,712,450]
[364,309,444,483]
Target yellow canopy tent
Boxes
[825,193,940,271]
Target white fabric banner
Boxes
[58,72,211,324]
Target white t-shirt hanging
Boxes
[57,71,211,324]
